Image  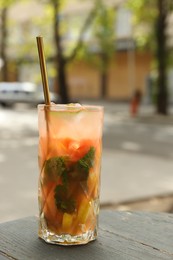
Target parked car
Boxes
[0,82,60,107]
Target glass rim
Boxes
[38,103,104,112]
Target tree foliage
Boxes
[74,0,116,98]
[92,0,115,97]
[0,1,115,101]
[127,0,173,114]
[0,0,30,81]
[93,0,115,69]
[0,0,14,81]
[39,0,99,102]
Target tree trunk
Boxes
[101,70,107,98]
[100,53,108,98]
[0,7,8,81]
[156,0,168,114]
[52,0,69,103]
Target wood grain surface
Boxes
[0,211,173,260]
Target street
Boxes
[1,102,173,223]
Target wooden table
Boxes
[0,211,173,260]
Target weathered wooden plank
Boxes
[100,211,173,255]
[0,253,9,260]
[0,212,173,260]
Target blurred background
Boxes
[0,0,173,223]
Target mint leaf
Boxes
[58,199,76,213]
[78,146,95,171]
[54,184,76,213]
[68,147,95,181]
[61,170,68,186]
[44,156,67,181]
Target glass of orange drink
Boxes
[38,103,103,245]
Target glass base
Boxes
[39,227,97,246]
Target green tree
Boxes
[0,6,8,81]
[0,0,98,102]
[127,0,173,115]
[0,0,25,81]
[0,0,12,81]
[73,1,116,99]
[48,0,98,103]
[92,0,115,98]
[156,0,170,114]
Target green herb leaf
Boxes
[54,184,76,213]
[58,199,76,213]
[68,147,95,181]
[54,184,67,199]
[44,156,67,181]
[78,146,95,171]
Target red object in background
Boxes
[130,90,142,117]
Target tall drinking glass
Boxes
[38,104,103,245]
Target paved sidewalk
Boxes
[101,149,173,204]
